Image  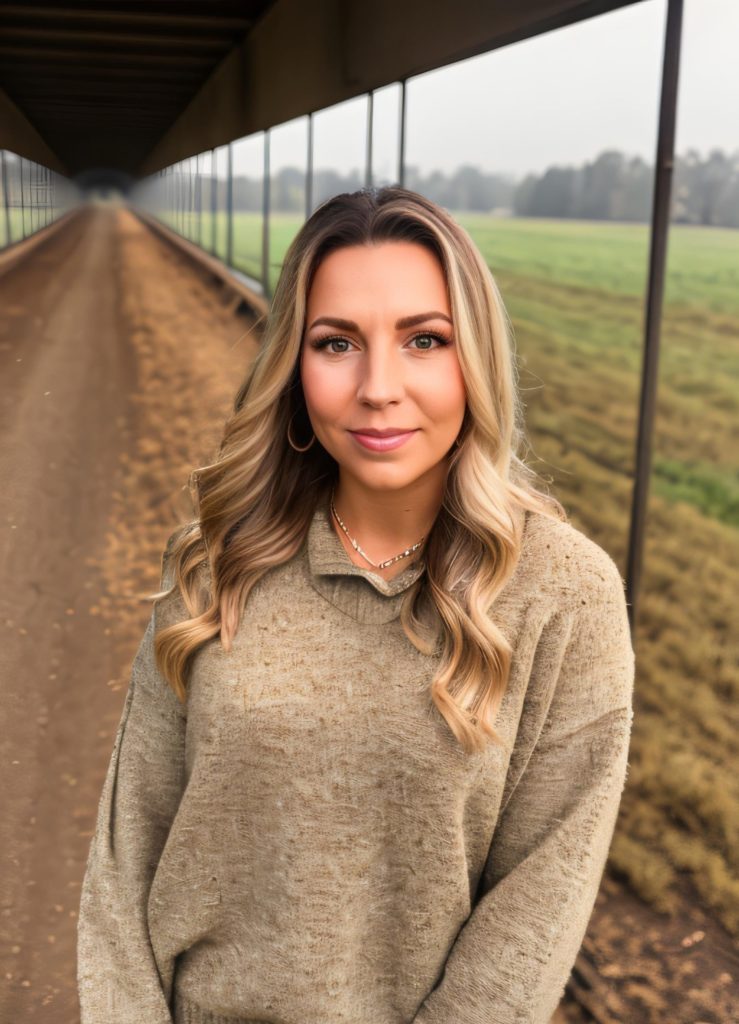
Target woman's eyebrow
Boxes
[307,311,453,332]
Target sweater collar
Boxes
[304,496,426,624]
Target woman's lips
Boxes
[349,430,418,452]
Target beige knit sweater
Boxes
[77,495,635,1024]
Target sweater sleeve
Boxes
[411,554,636,1024]
[77,534,188,1023]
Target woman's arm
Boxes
[77,533,188,1023]
[411,551,636,1024]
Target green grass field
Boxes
[162,208,739,936]
[465,216,738,939]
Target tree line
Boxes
[217,147,738,227]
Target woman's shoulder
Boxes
[520,508,627,613]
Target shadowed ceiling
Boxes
[0,0,276,175]
[0,0,640,179]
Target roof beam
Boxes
[0,45,214,67]
[1,65,205,82]
[0,5,253,33]
[1,27,238,50]
[0,86,66,172]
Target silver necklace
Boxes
[329,486,426,570]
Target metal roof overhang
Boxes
[0,0,644,179]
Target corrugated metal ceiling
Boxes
[0,0,276,174]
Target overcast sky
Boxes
[232,0,737,182]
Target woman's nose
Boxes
[354,343,405,405]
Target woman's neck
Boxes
[329,472,445,579]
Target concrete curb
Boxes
[0,207,80,281]
[131,207,270,323]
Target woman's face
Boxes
[300,241,467,494]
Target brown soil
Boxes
[558,872,738,1023]
[0,201,735,1023]
[0,201,259,1022]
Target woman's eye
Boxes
[408,332,449,350]
[313,336,351,353]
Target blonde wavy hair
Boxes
[151,186,566,754]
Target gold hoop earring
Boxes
[287,410,316,452]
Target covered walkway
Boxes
[0,204,259,1020]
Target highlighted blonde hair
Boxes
[152,186,566,754]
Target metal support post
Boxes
[306,112,314,220]
[626,0,684,635]
[262,130,271,298]
[226,143,234,267]
[398,80,407,188]
[366,91,374,188]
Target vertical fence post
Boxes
[29,160,34,233]
[34,161,39,232]
[38,163,43,231]
[191,155,197,241]
[19,157,26,238]
[211,148,217,256]
[398,79,407,188]
[1,152,11,246]
[190,158,194,238]
[626,0,684,636]
[366,91,374,188]
[226,143,234,267]
[262,129,271,298]
[306,112,313,220]
[196,153,203,247]
[184,162,188,237]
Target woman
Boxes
[77,186,635,1024]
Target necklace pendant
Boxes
[330,488,425,573]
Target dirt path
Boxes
[0,201,735,1023]
[562,872,738,1023]
[0,201,258,1021]
[0,204,138,1021]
